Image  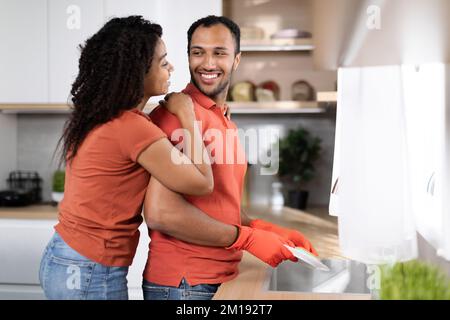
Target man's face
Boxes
[188,24,241,99]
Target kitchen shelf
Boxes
[317,91,338,102]
[228,101,326,114]
[0,104,158,114]
[241,39,314,52]
[0,100,332,115]
[0,104,70,114]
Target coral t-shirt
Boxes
[55,109,166,267]
[144,83,248,286]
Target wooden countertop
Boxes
[213,206,370,300]
[0,204,58,220]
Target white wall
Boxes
[157,0,222,97]
[313,0,450,69]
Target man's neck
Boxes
[210,87,229,113]
[190,81,229,113]
[213,95,227,111]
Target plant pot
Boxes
[287,190,309,210]
[51,192,64,204]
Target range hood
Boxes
[312,0,450,69]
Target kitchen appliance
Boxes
[0,171,42,207]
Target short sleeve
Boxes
[149,107,183,146]
[119,111,167,162]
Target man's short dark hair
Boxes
[187,15,240,55]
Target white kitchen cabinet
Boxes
[0,0,222,104]
[49,0,222,103]
[0,219,54,285]
[104,0,160,21]
[0,215,151,300]
[0,0,48,103]
[402,64,450,260]
[48,0,104,103]
[330,66,418,264]
[0,218,54,299]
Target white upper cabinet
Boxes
[104,0,160,22]
[0,0,222,104]
[48,0,104,103]
[0,0,48,103]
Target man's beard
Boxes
[190,69,232,99]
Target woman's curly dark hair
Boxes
[57,16,162,165]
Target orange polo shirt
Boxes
[144,83,248,286]
[55,109,166,267]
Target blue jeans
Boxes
[142,278,220,300]
[39,232,129,300]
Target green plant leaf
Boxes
[276,127,322,187]
[52,170,65,193]
[380,260,450,300]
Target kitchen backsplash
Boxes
[233,114,335,207]
[15,113,335,206]
[0,114,17,190]
[17,114,66,201]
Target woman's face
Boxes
[144,39,174,97]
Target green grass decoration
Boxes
[380,260,450,300]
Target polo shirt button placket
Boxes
[213,106,229,127]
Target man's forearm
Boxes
[144,178,239,247]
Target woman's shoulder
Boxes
[123,108,152,121]
[107,109,154,127]
[92,109,160,138]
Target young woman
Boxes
[39,16,213,300]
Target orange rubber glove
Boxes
[226,225,298,267]
[250,219,318,256]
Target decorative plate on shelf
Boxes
[292,80,315,101]
[230,81,256,102]
[255,80,280,102]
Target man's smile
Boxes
[198,71,222,85]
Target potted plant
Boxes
[277,127,321,210]
[51,170,65,204]
[380,260,450,300]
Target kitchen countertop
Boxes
[213,206,371,300]
[0,204,58,220]
[0,204,370,299]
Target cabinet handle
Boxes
[331,177,339,195]
[426,172,435,196]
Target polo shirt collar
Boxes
[182,83,217,110]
